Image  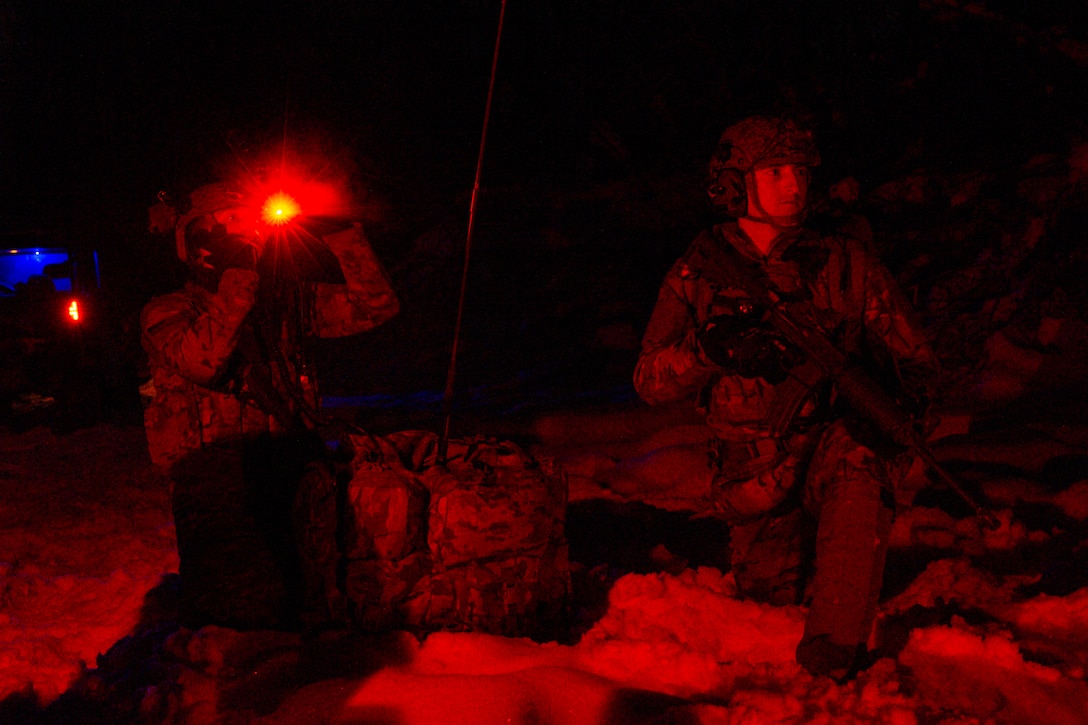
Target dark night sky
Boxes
[2,1,1087,376]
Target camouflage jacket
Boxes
[634,222,937,442]
[141,224,399,469]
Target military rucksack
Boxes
[335,430,570,639]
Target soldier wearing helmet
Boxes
[634,116,938,680]
[141,180,399,630]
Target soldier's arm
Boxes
[312,224,400,338]
[141,268,258,385]
[634,271,718,405]
[857,249,940,400]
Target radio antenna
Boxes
[438,0,509,466]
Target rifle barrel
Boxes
[914,446,1002,530]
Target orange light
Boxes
[261,191,301,226]
[67,299,80,322]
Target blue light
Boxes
[0,250,72,294]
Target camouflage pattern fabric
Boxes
[414,550,570,638]
[141,224,399,470]
[142,222,397,632]
[338,434,570,638]
[345,551,432,631]
[634,223,937,437]
[345,443,429,562]
[801,420,901,652]
[727,508,810,606]
[634,221,937,661]
[293,455,347,628]
[713,116,821,173]
[424,440,567,567]
[337,431,438,630]
[420,439,569,637]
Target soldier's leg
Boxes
[292,458,348,629]
[243,431,330,628]
[714,440,814,606]
[796,420,896,679]
[728,506,809,606]
[171,445,290,630]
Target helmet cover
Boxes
[707,116,820,215]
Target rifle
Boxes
[690,233,1001,530]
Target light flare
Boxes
[261,191,301,226]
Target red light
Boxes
[261,191,301,226]
[67,299,80,322]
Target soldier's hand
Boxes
[697,315,741,367]
[194,224,260,272]
[220,237,260,271]
[217,267,259,312]
[901,388,939,440]
[731,329,803,384]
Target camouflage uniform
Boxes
[142,224,399,469]
[635,220,937,675]
[142,219,398,629]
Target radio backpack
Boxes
[337,430,569,639]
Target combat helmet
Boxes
[706,116,821,217]
[174,182,248,264]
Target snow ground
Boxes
[1,389,1087,724]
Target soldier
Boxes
[634,116,938,679]
[142,181,399,630]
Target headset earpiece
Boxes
[708,167,748,217]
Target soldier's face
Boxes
[748,164,810,218]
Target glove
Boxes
[730,329,804,384]
[697,314,746,367]
[898,385,939,440]
[215,234,260,271]
[697,297,768,367]
[193,224,259,272]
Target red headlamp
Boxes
[261,191,301,226]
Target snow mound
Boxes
[900,620,1088,725]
